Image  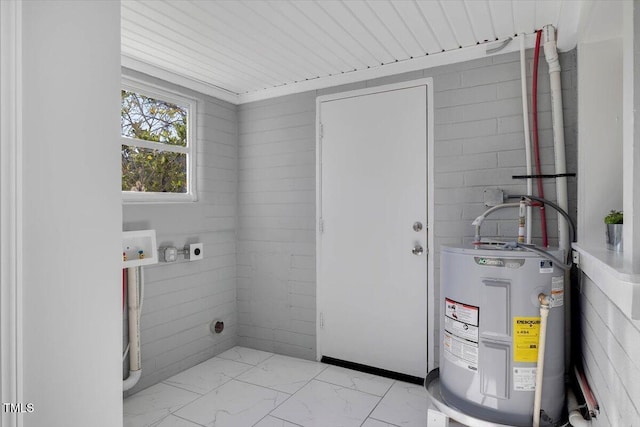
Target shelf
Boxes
[572,243,640,320]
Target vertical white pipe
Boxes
[123,267,141,391]
[543,25,570,255]
[533,295,550,427]
[520,34,533,243]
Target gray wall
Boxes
[577,274,640,425]
[122,69,238,395]
[237,49,578,361]
[236,92,318,359]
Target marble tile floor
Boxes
[124,346,465,427]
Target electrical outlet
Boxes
[185,243,203,261]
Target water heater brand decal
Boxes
[513,317,541,362]
[474,257,525,269]
[444,298,479,371]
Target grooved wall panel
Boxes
[577,275,640,425]
[236,50,578,363]
[122,68,238,396]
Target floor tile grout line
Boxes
[358,380,397,427]
[160,379,209,396]
[231,377,295,395]
[260,362,331,424]
[170,412,208,427]
[252,413,305,427]
[161,369,254,397]
[367,416,403,427]
[215,348,275,366]
[211,354,266,369]
[312,377,392,398]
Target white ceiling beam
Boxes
[121,55,240,105]
[237,33,538,104]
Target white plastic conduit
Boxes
[543,25,570,256]
[533,293,551,427]
[520,33,533,244]
[123,266,142,391]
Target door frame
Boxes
[315,78,436,372]
[1,1,23,426]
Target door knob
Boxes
[412,245,424,256]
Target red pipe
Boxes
[532,29,549,247]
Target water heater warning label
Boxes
[444,298,479,371]
[513,317,541,362]
[444,298,479,327]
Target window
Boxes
[121,79,197,202]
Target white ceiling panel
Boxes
[438,0,478,48]
[342,0,411,61]
[121,0,593,104]
[464,0,497,43]
[318,1,396,65]
[512,0,538,35]
[414,1,460,51]
[487,1,516,38]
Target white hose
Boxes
[533,294,551,427]
[520,33,533,244]
[543,25,569,256]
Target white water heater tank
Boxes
[439,245,565,426]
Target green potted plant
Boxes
[604,210,623,252]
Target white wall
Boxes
[572,2,640,425]
[122,70,239,395]
[20,1,122,426]
[577,39,624,247]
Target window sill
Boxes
[572,242,640,320]
[122,192,197,204]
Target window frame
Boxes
[121,77,198,203]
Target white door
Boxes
[317,83,428,378]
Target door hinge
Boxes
[319,218,324,233]
[319,312,324,329]
[319,123,324,139]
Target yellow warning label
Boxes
[513,317,541,362]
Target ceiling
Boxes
[121,0,595,104]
